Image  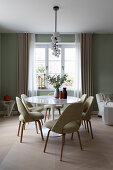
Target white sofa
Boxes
[96,93,113,125]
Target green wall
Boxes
[92,34,113,110]
[0,33,113,111]
[1,33,18,100]
[35,34,75,42]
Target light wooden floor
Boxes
[0,114,113,170]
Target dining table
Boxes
[25,95,81,136]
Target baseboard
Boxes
[11,111,19,115]
[0,110,19,117]
[92,111,98,115]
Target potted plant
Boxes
[47,74,68,98]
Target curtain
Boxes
[17,33,29,97]
[28,34,37,96]
[81,33,93,96]
[73,34,82,97]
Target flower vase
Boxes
[54,88,59,98]
[62,88,67,99]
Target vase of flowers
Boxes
[54,88,59,98]
[47,74,68,98]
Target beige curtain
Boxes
[81,33,93,96]
[17,33,29,97]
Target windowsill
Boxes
[37,88,74,91]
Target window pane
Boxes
[64,47,76,87]
[49,61,61,75]
[35,48,45,60]
[65,48,76,61]
[65,61,75,74]
[49,48,61,76]
[35,47,46,88]
[49,48,61,61]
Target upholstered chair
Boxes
[21,94,43,112]
[16,97,44,143]
[43,102,83,161]
[80,94,87,103]
[82,96,94,139]
[44,92,64,122]
[21,94,44,125]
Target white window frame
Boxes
[35,42,76,90]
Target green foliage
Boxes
[37,65,45,74]
[47,74,68,89]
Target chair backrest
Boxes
[81,94,87,103]
[51,102,83,134]
[21,94,33,110]
[83,96,94,120]
[16,97,31,122]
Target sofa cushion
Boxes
[96,93,104,102]
[103,94,113,103]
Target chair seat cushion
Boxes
[45,119,81,134]
[44,105,51,109]
[55,105,64,109]
[29,112,44,120]
[19,115,34,123]
[44,105,63,109]
[29,106,43,112]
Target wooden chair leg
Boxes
[60,134,65,161]
[89,120,94,139]
[20,122,25,143]
[35,121,38,134]
[81,120,83,125]
[71,133,74,140]
[41,119,43,126]
[38,120,44,141]
[84,120,86,129]
[23,123,26,130]
[17,121,21,136]
[77,131,82,150]
[86,120,89,133]
[44,109,48,123]
[58,108,61,115]
[48,109,51,119]
[44,130,51,152]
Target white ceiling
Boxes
[0,0,113,33]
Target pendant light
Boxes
[51,6,61,57]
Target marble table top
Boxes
[25,96,81,105]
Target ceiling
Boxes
[0,0,113,33]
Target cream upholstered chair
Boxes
[80,94,87,126]
[16,97,44,143]
[82,96,94,139]
[43,102,83,161]
[21,94,43,112]
[44,92,64,122]
[21,94,44,125]
[80,94,87,103]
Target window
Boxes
[34,43,78,90]
[49,48,61,76]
